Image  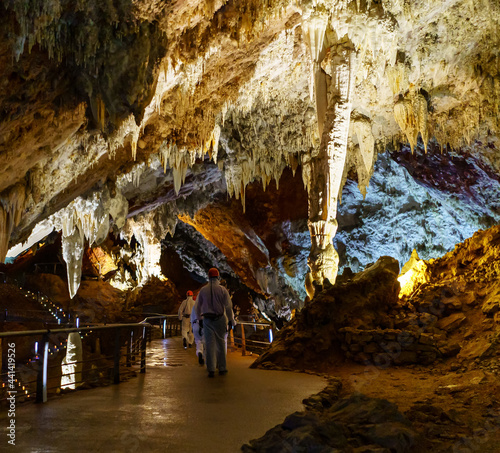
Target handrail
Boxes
[139,314,181,339]
[0,323,148,338]
[236,321,272,328]
[34,263,65,274]
[0,322,151,404]
[0,275,68,323]
[230,320,275,356]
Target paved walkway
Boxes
[1,338,326,452]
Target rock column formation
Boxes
[306,37,357,298]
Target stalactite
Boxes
[302,11,328,136]
[47,189,117,298]
[351,114,375,197]
[0,206,8,264]
[97,95,106,131]
[0,184,26,263]
[393,88,429,153]
[386,63,409,96]
[62,225,84,300]
[307,37,357,290]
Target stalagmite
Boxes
[109,189,129,230]
[61,332,83,390]
[120,213,166,287]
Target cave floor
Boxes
[328,360,500,452]
[1,337,326,452]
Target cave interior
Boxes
[0,0,499,451]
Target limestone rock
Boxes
[482,289,500,315]
[242,393,417,453]
[458,337,495,360]
[252,256,400,370]
[436,313,466,332]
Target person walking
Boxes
[178,291,195,349]
[196,268,235,377]
[190,296,205,365]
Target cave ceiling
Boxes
[1,0,500,303]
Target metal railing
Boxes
[141,314,181,340]
[229,321,275,355]
[0,323,150,405]
[33,263,65,275]
[0,274,69,324]
[1,309,57,322]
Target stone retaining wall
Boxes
[338,327,445,366]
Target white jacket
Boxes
[178,296,195,320]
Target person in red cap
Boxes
[178,290,195,349]
[196,267,235,377]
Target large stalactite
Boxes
[305,37,357,297]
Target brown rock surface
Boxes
[252,255,401,370]
[436,313,466,332]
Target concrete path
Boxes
[1,338,326,452]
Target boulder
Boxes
[482,292,500,315]
[436,313,466,331]
[242,393,417,453]
[457,337,494,359]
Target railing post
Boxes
[241,323,246,356]
[229,328,235,352]
[36,332,49,403]
[113,327,121,384]
[140,326,147,373]
[126,334,131,368]
[130,331,135,363]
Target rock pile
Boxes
[254,225,500,372]
[242,389,418,453]
[252,256,410,370]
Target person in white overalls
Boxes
[190,296,205,365]
[178,291,195,348]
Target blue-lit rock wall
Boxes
[335,148,500,273]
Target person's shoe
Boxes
[219,370,228,376]
[198,353,204,365]
[208,371,215,378]
[183,338,187,349]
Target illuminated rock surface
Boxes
[255,225,500,370]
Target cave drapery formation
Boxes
[1,0,500,307]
